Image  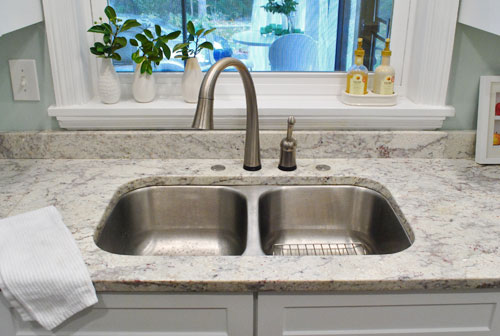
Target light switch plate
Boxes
[8,59,40,101]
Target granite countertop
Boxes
[1,156,500,292]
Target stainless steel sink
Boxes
[258,186,413,256]
[95,185,413,256]
[95,186,247,256]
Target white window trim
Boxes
[42,0,458,130]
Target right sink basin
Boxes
[258,186,413,256]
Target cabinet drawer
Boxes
[258,292,500,336]
[6,293,253,336]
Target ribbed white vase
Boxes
[132,62,156,103]
[182,58,203,104]
[98,58,120,104]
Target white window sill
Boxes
[48,95,455,130]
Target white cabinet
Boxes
[0,0,44,36]
[459,0,500,36]
[1,293,253,336]
[3,291,500,336]
[258,292,500,336]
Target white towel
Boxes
[0,206,98,330]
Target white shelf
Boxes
[48,95,455,130]
[495,116,500,121]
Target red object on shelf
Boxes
[496,102,500,116]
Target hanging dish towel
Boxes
[0,206,98,330]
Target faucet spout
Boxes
[192,57,261,171]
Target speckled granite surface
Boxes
[1,157,500,292]
[0,130,475,159]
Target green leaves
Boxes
[87,25,106,34]
[173,42,188,52]
[120,19,140,33]
[88,5,187,74]
[198,41,213,51]
[187,21,195,35]
[128,23,182,74]
[177,20,216,61]
[87,6,135,59]
[165,31,181,41]
[104,6,117,23]
[129,39,138,47]
[140,60,153,75]
[155,24,162,37]
[144,29,154,39]
[203,28,216,37]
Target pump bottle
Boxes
[346,38,368,95]
[373,38,395,95]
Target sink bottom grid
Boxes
[271,242,368,256]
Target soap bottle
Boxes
[373,38,395,95]
[346,38,368,95]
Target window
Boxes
[109,0,393,72]
[44,0,459,130]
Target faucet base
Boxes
[278,165,297,172]
[243,165,262,172]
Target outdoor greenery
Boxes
[111,0,253,22]
[261,0,298,16]
[261,0,298,32]
[129,26,182,74]
[88,6,141,60]
[175,21,216,60]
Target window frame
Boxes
[42,0,459,130]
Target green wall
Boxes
[1,22,500,131]
[444,23,500,130]
[0,22,58,131]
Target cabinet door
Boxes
[459,0,500,36]
[258,292,500,336]
[3,293,253,336]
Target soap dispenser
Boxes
[278,116,297,171]
[373,38,395,95]
[346,38,368,95]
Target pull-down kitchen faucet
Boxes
[192,57,261,171]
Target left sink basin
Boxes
[95,186,248,256]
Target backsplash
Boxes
[0,130,475,159]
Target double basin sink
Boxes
[95,185,413,257]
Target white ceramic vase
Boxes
[182,58,203,104]
[98,58,121,104]
[132,62,156,103]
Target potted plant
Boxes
[88,6,140,104]
[175,21,215,103]
[129,26,181,103]
[262,0,298,33]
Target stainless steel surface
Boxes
[272,243,368,256]
[316,164,331,171]
[95,186,247,256]
[192,58,261,171]
[258,186,413,255]
[278,116,297,171]
[211,164,226,171]
[96,185,413,257]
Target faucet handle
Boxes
[278,116,297,171]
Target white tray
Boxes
[340,90,398,106]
